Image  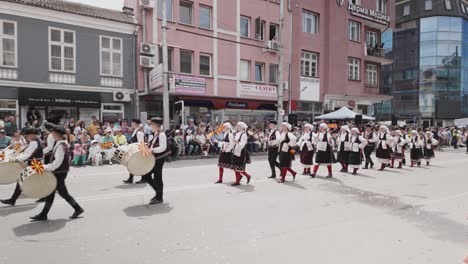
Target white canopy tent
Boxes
[315,106,375,121]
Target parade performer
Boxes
[399,127,409,166]
[423,130,438,166]
[1,128,43,206]
[348,127,367,175]
[30,125,84,221]
[215,123,234,184]
[390,130,406,169]
[101,128,115,165]
[311,123,335,178]
[337,125,351,172]
[409,130,423,167]
[267,120,281,178]
[297,123,314,175]
[375,126,393,171]
[42,122,57,164]
[363,124,376,169]
[278,122,297,183]
[123,119,146,184]
[230,122,252,186]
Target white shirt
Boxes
[73,126,82,136]
[131,128,145,143]
[196,134,207,145]
[297,132,313,151]
[43,133,56,154]
[44,140,68,171]
[16,140,39,162]
[279,132,297,152]
[268,129,281,147]
[233,131,248,157]
[151,132,167,154]
[94,134,102,142]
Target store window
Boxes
[0,20,17,67]
[101,103,124,122]
[49,27,75,72]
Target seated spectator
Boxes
[101,128,115,164]
[88,140,103,166]
[72,143,86,166]
[4,116,17,137]
[174,130,185,156]
[195,128,210,156]
[0,129,11,150]
[94,128,103,142]
[114,129,127,146]
[65,128,76,144]
[124,127,133,143]
[186,130,200,156]
[10,131,26,149]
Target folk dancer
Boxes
[363,124,377,169]
[123,119,146,184]
[1,128,43,206]
[215,123,234,184]
[267,120,281,178]
[390,130,406,169]
[348,127,367,175]
[278,122,297,183]
[297,124,315,176]
[375,126,393,171]
[36,122,56,203]
[230,122,252,186]
[423,130,438,166]
[337,125,351,172]
[399,127,409,165]
[30,125,84,221]
[409,130,423,167]
[311,123,335,178]
[101,128,115,165]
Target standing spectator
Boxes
[26,107,42,126]
[67,117,76,132]
[87,120,100,138]
[174,130,185,156]
[4,116,17,137]
[73,120,85,136]
[0,129,11,150]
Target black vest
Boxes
[131,131,139,143]
[269,129,278,141]
[366,131,375,146]
[150,132,171,160]
[224,133,230,143]
[51,142,70,173]
[280,133,291,152]
[23,138,43,165]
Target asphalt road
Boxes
[1,149,467,264]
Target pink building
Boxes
[125,0,291,124]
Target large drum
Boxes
[113,145,130,166]
[18,167,57,199]
[123,143,155,176]
[0,161,24,185]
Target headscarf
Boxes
[237,122,248,131]
[282,122,292,131]
[341,125,351,133]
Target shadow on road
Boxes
[123,203,173,218]
[13,219,69,237]
[114,184,147,190]
[231,184,255,193]
[351,173,375,179]
[283,181,307,190]
[0,204,38,217]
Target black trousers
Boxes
[9,183,22,202]
[40,172,81,216]
[363,146,374,167]
[268,147,280,175]
[145,158,165,201]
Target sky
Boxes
[67,0,124,10]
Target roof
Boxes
[1,0,136,24]
[315,106,375,121]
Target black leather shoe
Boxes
[268,175,276,178]
[326,174,333,178]
[0,199,15,206]
[122,179,133,184]
[35,198,46,203]
[247,176,251,184]
[214,180,222,184]
[231,182,240,186]
[136,180,147,184]
[70,208,84,219]
[310,173,316,178]
[30,214,48,221]
[149,198,163,205]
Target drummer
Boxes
[1,127,43,206]
[30,125,84,221]
[123,119,146,184]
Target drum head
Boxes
[127,153,155,176]
[21,172,57,199]
[0,162,24,185]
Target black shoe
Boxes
[268,175,276,178]
[231,182,240,186]
[30,214,48,221]
[214,180,222,184]
[352,172,357,175]
[247,176,251,184]
[122,179,133,184]
[149,197,163,205]
[310,173,316,178]
[0,199,15,206]
[35,198,46,203]
[370,163,374,169]
[135,180,147,184]
[70,208,84,219]
[302,172,308,175]
[326,174,333,178]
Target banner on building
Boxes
[170,74,206,95]
[239,83,277,98]
[299,76,320,102]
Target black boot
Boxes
[149,196,163,205]
[35,197,46,203]
[364,161,369,169]
[0,199,15,206]
[268,166,276,178]
[30,214,48,221]
[70,203,84,219]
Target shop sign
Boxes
[225,101,248,109]
[300,76,320,102]
[348,3,391,24]
[170,74,206,95]
[19,88,101,108]
[150,63,163,91]
[239,83,276,98]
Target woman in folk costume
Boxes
[409,130,423,167]
[375,125,393,171]
[348,127,367,175]
[100,127,115,165]
[390,130,406,169]
[422,130,438,166]
[337,125,352,172]
[215,122,235,184]
[278,122,297,183]
[311,123,335,178]
[296,123,315,175]
[230,122,252,186]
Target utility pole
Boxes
[162,0,170,129]
[277,0,285,124]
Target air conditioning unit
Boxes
[140,55,156,68]
[113,91,132,102]
[140,0,154,9]
[141,43,156,56]
[270,41,280,50]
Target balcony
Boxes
[365,46,393,65]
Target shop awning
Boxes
[315,106,375,120]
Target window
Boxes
[269,23,278,40]
[255,62,265,82]
[366,64,378,86]
[255,19,266,40]
[348,20,361,42]
[366,31,378,47]
[240,16,250,37]
[179,1,193,24]
[158,46,173,71]
[425,0,432,10]
[376,0,386,14]
[301,51,318,78]
[401,69,416,80]
[180,50,193,74]
[348,58,360,81]
[49,28,75,72]
[403,5,411,16]
[102,103,124,122]
[350,0,361,5]
[269,64,278,83]
[156,0,173,20]
[100,36,122,77]
[199,5,211,29]
[444,0,452,10]
[199,53,211,76]
[0,20,16,67]
[240,60,250,80]
[302,10,318,34]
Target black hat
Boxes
[47,117,61,125]
[268,119,277,125]
[150,117,163,125]
[43,122,55,131]
[132,118,141,124]
[50,125,66,135]
[22,127,40,135]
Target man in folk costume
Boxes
[375,125,393,171]
[399,127,409,166]
[123,119,146,184]
[231,122,252,186]
[311,123,335,178]
[409,130,423,167]
[215,122,234,184]
[1,128,43,206]
[363,124,377,169]
[423,130,438,166]
[390,130,406,169]
[297,123,314,175]
[348,127,367,175]
[30,125,84,221]
[35,122,57,203]
[337,125,352,172]
[278,122,297,183]
[267,120,281,178]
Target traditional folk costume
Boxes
[363,125,377,169]
[390,130,406,169]
[278,122,297,183]
[337,126,351,172]
[30,126,84,221]
[267,120,281,178]
[216,123,234,184]
[42,122,57,164]
[311,123,335,178]
[123,119,147,184]
[409,131,423,167]
[101,128,115,165]
[375,126,393,171]
[231,122,252,186]
[348,128,367,175]
[400,129,408,165]
[422,131,438,166]
[297,124,314,175]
